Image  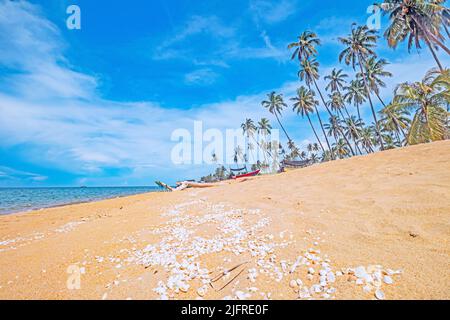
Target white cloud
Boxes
[184,68,219,86]
[0,166,47,182]
[249,0,298,25]
[0,1,97,100]
[153,15,235,61]
[153,11,289,65]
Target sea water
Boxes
[0,187,159,215]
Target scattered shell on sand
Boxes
[116,200,404,300]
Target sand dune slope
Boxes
[0,141,449,300]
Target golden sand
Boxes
[0,141,449,300]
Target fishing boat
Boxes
[232,169,260,179]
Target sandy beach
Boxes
[0,141,449,300]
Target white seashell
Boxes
[363,285,372,293]
[354,266,367,279]
[313,285,322,293]
[375,289,385,300]
[289,280,298,288]
[235,291,250,300]
[308,268,315,275]
[197,287,206,297]
[383,276,393,284]
[327,272,336,283]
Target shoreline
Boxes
[0,141,449,300]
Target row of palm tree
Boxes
[255,0,449,166]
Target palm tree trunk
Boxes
[356,103,362,123]
[313,104,335,158]
[306,113,326,153]
[336,88,364,155]
[444,24,450,39]
[313,79,356,156]
[274,112,292,144]
[424,36,444,71]
[357,53,385,150]
[394,129,402,146]
[375,92,387,108]
[392,117,407,142]
[305,84,334,158]
[252,135,274,161]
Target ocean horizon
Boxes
[0,186,159,215]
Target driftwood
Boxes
[156,181,217,192]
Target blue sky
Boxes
[0,0,448,187]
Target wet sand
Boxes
[0,141,449,300]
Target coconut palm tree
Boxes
[297,59,334,156]
[325,68,349,94]
[233,146,245,170]
[288,144,301,161]
[299,57,356,156]
[344,79,367,122]
[332,138,351,158]
[321,150,334,162]
[328,91,347,117]
[288,31,321,61]
[325,69,355,119]
[306,142,320,155]
[392,68,449,144]
[343,116,364,154]
[382,133,399,149]
[257,118,274,166]
[379,0,450,71]
[241,118,257,165]
[310,153,319,163]
[299,150,308,160]
[291,86,326,153]
[262,92,292,144]
[359,126,376,153]
[379,103,411,145]
[328,91,363,151]
[324,115,343,143]
[339,25,385,150]
[258,118,272,134]
[357,57,393,107]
